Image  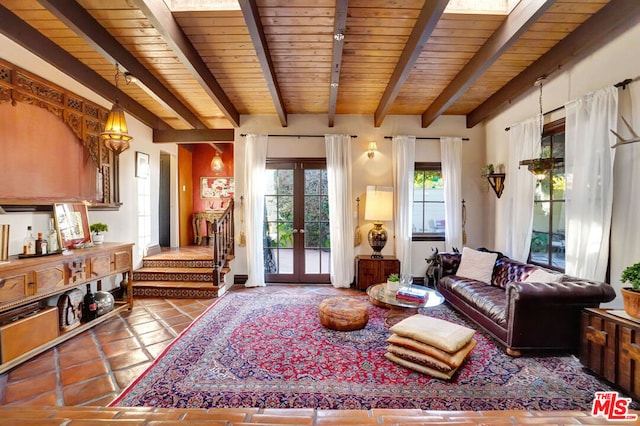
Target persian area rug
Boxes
[110,292,620,410]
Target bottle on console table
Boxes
[47,218,59,252]
[82,283,98,322]
[23,226,35,255]
[35,232,47,255]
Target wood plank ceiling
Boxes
[0,0,638,142]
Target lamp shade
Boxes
[101,101,133,155]
[210,152,224,172]
[364,186,393,222]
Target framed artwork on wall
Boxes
[135,151,150,178]
[53,203,92,249]
[201,177,234,199]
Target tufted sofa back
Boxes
[491,257,539,289]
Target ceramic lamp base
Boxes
[368,222,387,258]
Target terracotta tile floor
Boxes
[0,284,359,407]
[0,253,637,424]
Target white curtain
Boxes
[440,137,463,251]
[325,134,355,288]
[505,117,540,262]
[243,134,268,287]
[565,86,618,280]
[392,135,416,277]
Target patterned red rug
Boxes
[110,292,621,410]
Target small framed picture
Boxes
[53,203,92,249]
[135,151,150,178]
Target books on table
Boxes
[395,286,429,303]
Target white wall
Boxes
[235,114,486,281]
[0,34,178,289]
[484,23,640,308]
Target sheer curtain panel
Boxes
[505,117,540,262]
[565,86,618,281]
[440,137,463,251]
[392,136,416,277]
[243,134,268,287]
[325,134,355,288]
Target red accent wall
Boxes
[191,144,234,236]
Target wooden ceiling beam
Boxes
[328,0,348,128]
[133,0,240,128]
[0,5,167,130]
[36,0,208,130]
[238,0,288,127]
[466,0,640,128]
[373,0,450,128]
[421,0,557,128]
[153,129,234,143]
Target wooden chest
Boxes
[0,307,59,363]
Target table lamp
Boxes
[364,185,393,258]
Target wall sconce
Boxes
[101,63,133,155]
[364,185,393,258]
[486,173,506,198]
[367,141,378,159]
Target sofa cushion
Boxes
[439,276,507,327]
[492,257,539,289]
[524,269,564,283]
[455,247,498,284]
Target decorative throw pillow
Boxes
[524,269,564,283]
[455,247,498,284]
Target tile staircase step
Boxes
[132,281,219,298]
[142,258,214,268]
[133,267,214,282]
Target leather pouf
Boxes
[318,297,369,331]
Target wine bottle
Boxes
[82,283,98,322]
[23,226,35,255]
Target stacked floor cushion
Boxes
[385,314,476,379]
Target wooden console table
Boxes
[580,308,640,400]
[0,242,133,374]
[192,211,222,245]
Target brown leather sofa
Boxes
[436,250,616,356]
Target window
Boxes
[529,119,565,271]
[412,162,445,241]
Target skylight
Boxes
[163,0,240,12]
[164,0,520,14]
[445,0,521,14]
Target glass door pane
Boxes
[264,160,330,283]
[303,168,331,276]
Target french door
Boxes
[264,159,331,283]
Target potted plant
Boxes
[387,273,400,292]
[621,262,640,318]
[90,222,109,245]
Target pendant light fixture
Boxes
[209,144,224,172]
[519,76,562,181]
[101,64,133,155]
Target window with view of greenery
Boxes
[529,119,565,271]
[413,162,445,241]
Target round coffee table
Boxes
[366,283,445,326]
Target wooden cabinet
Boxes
[580,308,640,400]
[0,242,133,373]
[355,255,400,291]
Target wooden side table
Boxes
[355,255,400,291]
[580,308,640,400]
